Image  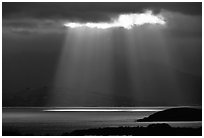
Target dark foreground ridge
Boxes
[3,124,202,136]
[137,107,202,122]
[65,124,202,136]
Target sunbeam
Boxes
[47,23,184,107]
[3,3,202,136]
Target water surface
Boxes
[3,107,201,135]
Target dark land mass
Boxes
[3,124,202,136]
[66,124,202,136]
[137,107,202,122]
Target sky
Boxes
[2,2,202,107]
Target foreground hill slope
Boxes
[137,107,202,122]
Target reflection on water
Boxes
[2,107,202,135]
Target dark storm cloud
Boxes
[3,2,201,35]
[3,19,66,35]
[162,10,202,38]
[3,2,201,22]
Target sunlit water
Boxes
[3,107,202,135]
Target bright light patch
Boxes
[44,109,162,112]
[64,10,166,29]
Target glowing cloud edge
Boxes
[64,10,166,29]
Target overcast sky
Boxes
[2,2,202,107]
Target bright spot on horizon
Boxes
[44,109,162,112]
[64,10,166,29]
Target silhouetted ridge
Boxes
[66,124,201,136]
[137,107,201,122]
